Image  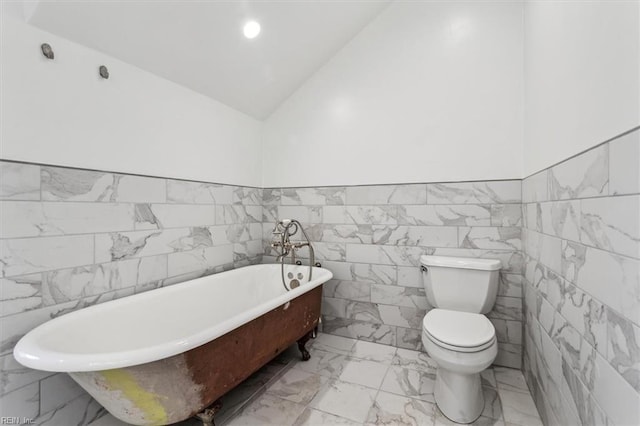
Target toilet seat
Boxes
[423,308,496,353]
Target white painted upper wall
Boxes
[262,1,524,187]
[524,0,640,177]
[26,0,391,120]
[0,10,263,187]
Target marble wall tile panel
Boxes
[459,226,521,250]
[498,273,523,298]
[216,223,255,248]
[32,394,104,426]
[553,315,597,389]
[306,224,373,244]
[166,180,232,204]
[40,373,85,414]
[522,132,640,426]
[370,285,428,309]
[571,245,640,326]
[522,171,548,203]
[346,184,426,205]
[221,223,263,244]
[166,245,234,277]
[282,187,346,205]
[262,205,278,224]
[591,349,640,426]
[0,352,53,396]
[490,318,523,345]
[0,163,40,200]
[488,296,523,322]
[136,203,216,229]
[537,298,557,337]
[322,205,398,225]
[42,256,167,306]
[233,187,262,206]
[606,307,640,392]
[317,261,396,285]
[323,280,371,302]
[491,204,522,226]
[346,263,396,285]
[556,281,607,356]
[107,175,166,203]
[321,298,384,324]
[1,235,94,278]
[216,205,262,225]
[94,228,211,263]
[295,242,346,262]
[0,274,42,317]
[529,351,575,426]
[0,381,39,418]
[346,244,426,266]
[559,239,587,284]
[560,359,608,426]
[580,195,640,259]
[322,316,396,346]
[398,204,492,226]
[1,201,135,238]
[427,180,521,204]
[372,225,458,247]
[40,167,118,202]
[42,167,165,203]
[262,188,281,206]
[609,130,640,196]
[548,144,609,201]
[525,230,562,275]
[538,200,581,242]
[495,343,522,370]
[522,203,540,232]
[377,305,425,329]
[396,266,421,288]
[232,240,262,265]
[276,205,322,224]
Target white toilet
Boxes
[420,255,501,424]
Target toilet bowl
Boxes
[422,308,498,423]
[419,255,501,424]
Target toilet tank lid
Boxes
[420,255,501,271]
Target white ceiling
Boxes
[26,0,391,119]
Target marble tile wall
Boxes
[521,129,640,426]
[262,180,524,369]
[0,161,263,422]
[6,130,636,424]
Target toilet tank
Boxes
[420,255,501,314]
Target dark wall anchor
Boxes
[99,65,109,79]
[41,43,54,60]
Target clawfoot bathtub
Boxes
[14,264,332,425]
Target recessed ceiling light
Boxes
[243,21,261,39]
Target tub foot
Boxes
[195,400,222,426]
[297,331,312,361]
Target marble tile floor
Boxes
[91,333,543,426]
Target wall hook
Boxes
[99,65,109,79]
[41,43,54,60]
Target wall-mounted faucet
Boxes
[271,219,315,291]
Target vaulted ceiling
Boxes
[25,0,392,119]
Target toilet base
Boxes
[434,368,484,424]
